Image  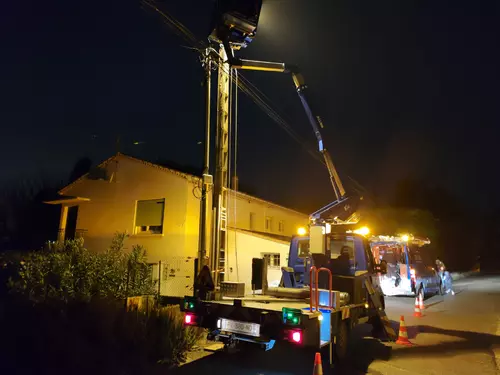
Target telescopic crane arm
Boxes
[227,55,346,202]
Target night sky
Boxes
[1,0,498,214]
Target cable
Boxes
[141,1,375,201]
[141,0,205,49]
[212,57,325,166]
[142,1,326,167]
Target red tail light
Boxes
[410,268,416,282]
[184,313,195,325]
[291,330,302,344]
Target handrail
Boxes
[316,267,333,309]
[309,266,317,311]
[309,266,333,312]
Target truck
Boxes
[370,234,442,297]
[181,228,394,364]
[177,1,396,366]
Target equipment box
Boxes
[221,281,245,298]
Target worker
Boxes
[436,257,455,295]
[337,246,352,276]
[194,265,215,300]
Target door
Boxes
[65,206,78,240]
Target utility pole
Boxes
[211,45,230,285]
[197,48,213,273]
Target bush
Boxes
[0,296,205,374]
[152,306,205,366]
[0,233,206,373]
[7,233,156,303]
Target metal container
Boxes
[220,281,245,298]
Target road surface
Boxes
[172,274,500,374]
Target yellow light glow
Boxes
[353,226,370,236]
[401,234,410,242]
[318,314,323,321]
[297,227,307,236]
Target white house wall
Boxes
[62,156,206,263]
[55,154,310,298]
[226,192,308,238]
[226,229,290,293]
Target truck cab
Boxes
[284,229,386,308]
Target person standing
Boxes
[436,257,454,295]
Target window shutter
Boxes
[135,199,164,226]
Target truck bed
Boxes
[201,289,351,315]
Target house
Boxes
[45,153,309,295]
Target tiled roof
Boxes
[59,153,201,195]
[58,153,308,217]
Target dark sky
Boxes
[1,0,498,214]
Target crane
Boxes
[209,0,361,227]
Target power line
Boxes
[140,1,373,197]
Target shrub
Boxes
[0,234,204,372]
[151,305,205,366]
[7,233,156,303]
[0,296,205,374]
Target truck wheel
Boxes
[370,315,384,339]
[335,319,350,361]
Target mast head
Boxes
[209,0,263,49]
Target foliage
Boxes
[1,234,205,373]
[360,206,437,239]
[0,178,61,250]
[0,296,205,374]
[152,305,205,366]
[8,233,156,303]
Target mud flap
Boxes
[364,279,397,341]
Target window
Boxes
[329,236,355,276]
[265,216,272,232]
[297,240,310,259]
[249,212,256,230]
[278,220,284,233]
[134,199,165,234]
[263,253,280,268]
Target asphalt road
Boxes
[172,274,500,375]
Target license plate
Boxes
[219,318,260,337]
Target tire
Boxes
[335,319,350,361]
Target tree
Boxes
[360,207,437,240]
[0,178,61,251]
[68,157,92,184]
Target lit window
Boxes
[134,199,165,234]
[263,253,281,268]
[265,216,272,231]
[278,220,284,233]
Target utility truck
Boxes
[370,234,441,297]
[181,227,395,365]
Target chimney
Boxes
[232,175,239,191]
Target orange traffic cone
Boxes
[414,295,422,317]
[395,315,413,346]
[419,293,425,310]
[312,352,323,375]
